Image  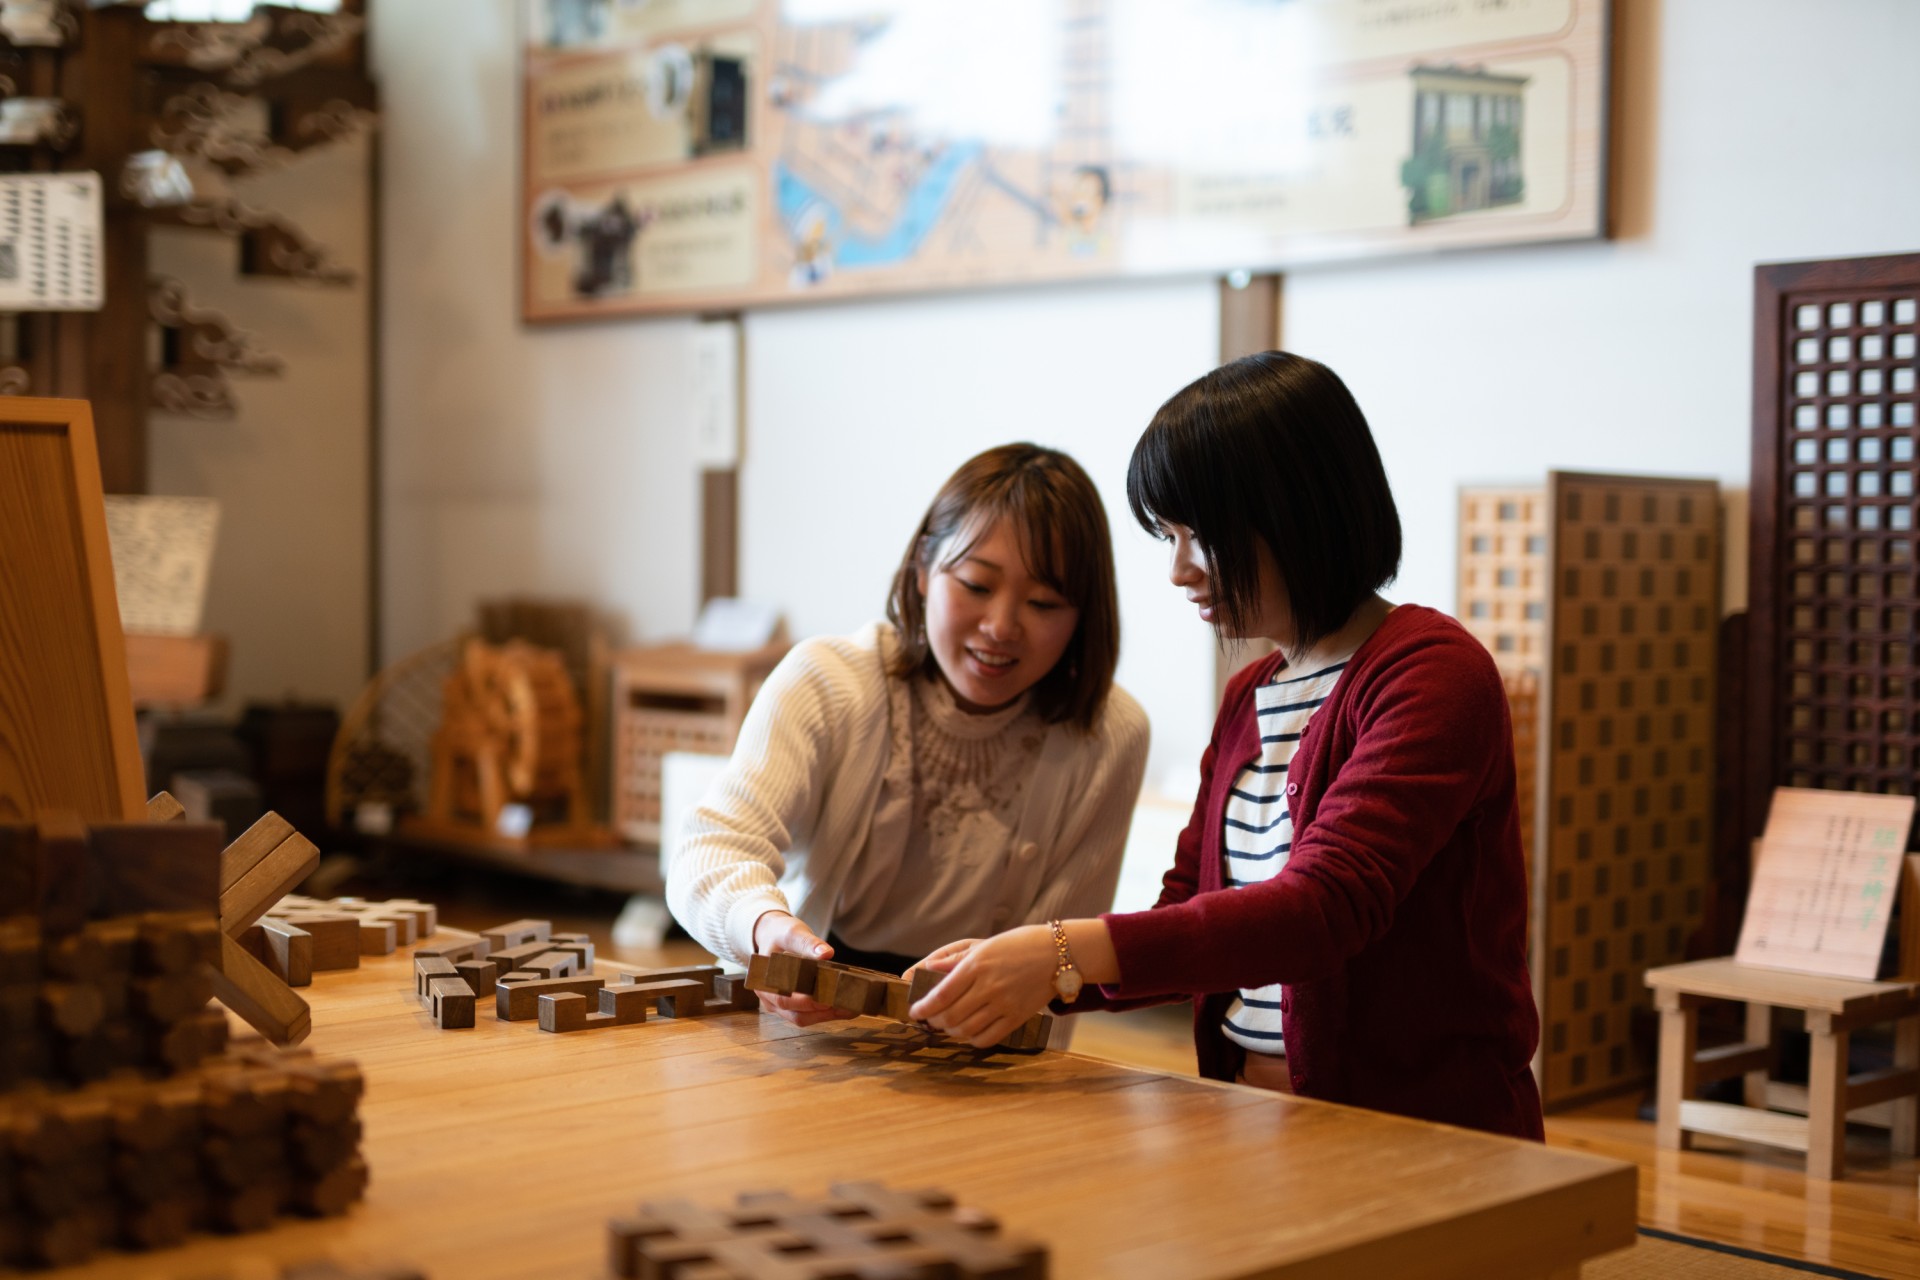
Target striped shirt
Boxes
[1220,659,1347,1056]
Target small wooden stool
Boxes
[1644,854,1920,1180]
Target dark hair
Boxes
[1126,351,1401,656]
[887,443,1120,732]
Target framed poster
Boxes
[522,0,1609,321]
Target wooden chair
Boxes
[1645,854,1920,1179]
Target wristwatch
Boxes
[1047,918,1082,1002]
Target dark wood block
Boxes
[454,958,496,998]
[479,918,551,951]
[86,820,223,919]
[496,974,605,1021]
[429,975,475,1028]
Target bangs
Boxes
[937,471,1086,604]
[1126,388,1211,541]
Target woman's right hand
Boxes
[751,910,846,1026]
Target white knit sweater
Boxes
[666,622,1151,965]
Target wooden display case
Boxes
[1459,472,1722,1107]
[610,641,790,844]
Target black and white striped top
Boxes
[1220,659,1346,1056]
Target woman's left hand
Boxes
[908,924,1057,1048]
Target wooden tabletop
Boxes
[62,940,1637,1280]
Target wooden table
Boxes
[63,942,1637,1280]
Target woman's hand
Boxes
[907,925,1057,1048]
[751,910,846,1026]
[903,937,980,984]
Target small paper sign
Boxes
[1735,787,1915,980]
[103,495,221,636]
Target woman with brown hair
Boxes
[666,443,1150,1028]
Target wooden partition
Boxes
[1460,472,1721,1107]
[0,397,145,822]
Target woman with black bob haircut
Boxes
[910,353,1544,1141]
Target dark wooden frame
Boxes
[1748,252,1920,849]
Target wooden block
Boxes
[44,928,108,982]
[999,1014,1052,1054]
[144,791,186,822]
[429,976,475,1029]
[39,981,105,1036]
[488,940,559,975]
[884,979,913,1023]
[635,978,710,1018]
[908,967,941,1005]
[356,917,399,956]
[134,911,217,974]
[455,958,496,998]
[480,918,551,951]
[259,917,314,987]
[31,813,93,935]
[368,911,417,947]
[219,831,320,937]
[130,970,212,1023]
[496,974,605,1021]
[414,955,458,999]
[816,967,888,1016]
[209,932,311,1045]
[633,964,720,996]
[546,934,595,972]
[712,972,760,1012]
[521,950,578,980]
[381,898,438,937]
[85,821,223,920]
[539,983,651,1033]
[744,952,816,997]
[414,937,491,964]
[281,912,361,970]
[218,811,296,893]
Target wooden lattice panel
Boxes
[1541,473,1719,1106]
[1503,668,1541,895]
[1458,487,1550,670]
[1750,256,1920,844]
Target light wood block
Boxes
[208,932,310,1045]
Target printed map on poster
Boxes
[522,0,1609,321]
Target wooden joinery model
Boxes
[744,954,1052,1053]
[0,821,367,1268]
[607,1182,1048,1280]
[1458,473,1722,1107]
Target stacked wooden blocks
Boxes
[0,826,370,1269]
[606,1182,1048,1279]
[744,955,1051,1053]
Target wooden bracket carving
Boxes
[142,9,364,87]
[149,275,285,417]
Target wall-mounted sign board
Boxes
[521,0,1609,321]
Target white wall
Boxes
[373,0,1920,799]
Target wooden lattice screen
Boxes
[1460,473,1721,1107]
[1749,254,1920,849]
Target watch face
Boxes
[1053,969,1083,1002]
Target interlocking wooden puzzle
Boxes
[744,954,1052,1053]
[606,1181,1048,1279]
[409,918,757,1032]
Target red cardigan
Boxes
[1099,605,1543,1140]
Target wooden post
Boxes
[59,6,151,493]
[1214,272,1283,705]
[1803,1011,1848,1180]
[1652,987,1697,1152]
